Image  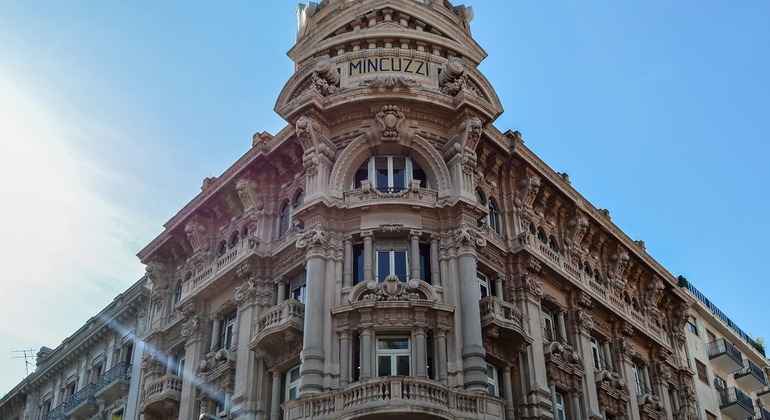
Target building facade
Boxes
[0,278,149,420]
[679,278,770,420]
[3,1,768,420]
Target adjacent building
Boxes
[0,278,149,420]
[2,1,768,420]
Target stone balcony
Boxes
[180,236,258,300]
[343,181,439,209]
[758,386,770,406]
[283,377,506,420]
[479,296,530,346]
[65,384,98,419]
[140,374,183,417]
[250,298,305,352]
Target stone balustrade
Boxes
[283,377,505,419]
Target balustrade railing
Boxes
[181,238,256,298]
[144,374,183,401]
[480,296,524,329]
[284,377,504,419]
[253,299,305,339]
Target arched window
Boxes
[548,235,559,252]
[537,228,548,244]
[279,201,291,237]
[279,190,304,237]
[354,156,427,192]
[217,241,228,257]
[230,231,240,247]
[487,199,502,234]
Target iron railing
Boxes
[96,361,132,391]
[708,338,743,364]
[67,383,96,409]
[719,387,754,412]
[735,358,768,384]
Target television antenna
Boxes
[11,348,36,377]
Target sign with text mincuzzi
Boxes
[347,57,431,78]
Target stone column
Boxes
[360,327,373,380]
[233,269,274,419]
[494,275,504,299]
[455,224,487,392]
[210,318,222,351]
[617,335,641,420]
[343,237,353,287]
[549,383,559,417]
[571,393,583,420]
[410,230,422,281]
[339,331,351,386]
[299,249,327,394]
[178,308,206,420]
[435,329,448,384]
[269,369,282,420]
[514,265,552,418]
[502,366,516,419]
[276,280,286,305]
[430,238,441,286]
[414,327,428,378]
[556,311,567,343]
[570,303,602,420]
[362,231,374,281]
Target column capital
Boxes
[360,230,375,240]
[409,230,423,240]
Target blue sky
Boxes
[1,1,768,394]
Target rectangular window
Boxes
[695,359,708,384]
[542,307,556,342]
[633,363,644,395]
[221,313,237,350]
[285,366,300,401]
[376,337,411,376]
[353,243,365,284]
[376,250,408,282]
[290,272,307,304]
[590,337,602,371]
[686,321,698,336]
[418,242,431,283]
[173,349,186,378]
[291,284,307,304]
[477,273,490,299]
[554,391,567,420]
[486,364,501,397]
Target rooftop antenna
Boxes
[11,348,36,377]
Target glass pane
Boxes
[354,244,364,284]
[355,161,368,188]
[392,157,406,189]
[377,252,390,282]
[479,283,488,298]
[290,368,300,382]
[288,387,298,400]
[375,157,389,190]
[378,356,391,376]
[393,251,408,282]
[396,355,410,376]
[378,338,409,350]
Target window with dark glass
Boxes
[353,243,365,284]
[354,156,427,192]
[220,313,237,350]
[377,337,410,376]
[376,250,408,282]
[418,242,431,283]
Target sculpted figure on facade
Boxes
[362,276,421,301]
[184,219,207,253]
[565,212,589,258]
[235,178,260,212]
[311,58,340,96]
[454,221,487,249]
[514,172,541,209]
[443,117,481,175]
[296,224,328,249]
[438,58,466,96]
[607,249,630,290]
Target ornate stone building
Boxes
[4,1,768,420]
[0,278,149,420]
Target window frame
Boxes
[477,273,491,299]
[542,307,556,342]
[486,363,501,397]
[220,312,237,350]
[554,390,567,420]
[376,250,409,282]
[376,336,411,377]
[354,156,427,191]
[285,365,301,402]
